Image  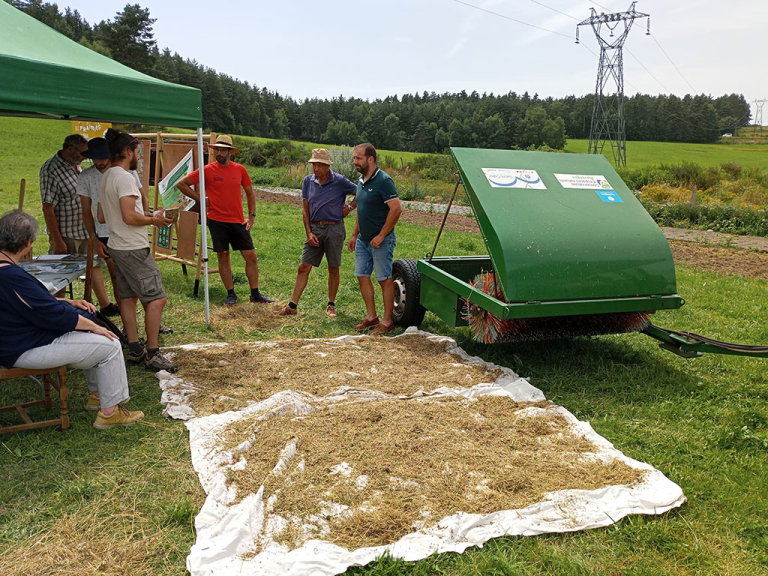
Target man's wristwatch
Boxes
[249,212,256,217]
[346,204,355,211]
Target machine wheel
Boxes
[392,258,426,327]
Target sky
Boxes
[67,0,768,118]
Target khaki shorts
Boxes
[48,236,89,255]
[109,247,166,304]
[301,222,345,268]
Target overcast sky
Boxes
[69,0,767,118]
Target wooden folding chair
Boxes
[0,366,69,434]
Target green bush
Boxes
[247,167,282,186]
[409,154,455,181]
[276,163,310,189]
[618,165,675,190]
[670,162,721,190]
[642,201,768,237]
[235,138,311,168]
[328,147,358,182]
[720,162,743,180]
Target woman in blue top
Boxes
[0,210,143,430]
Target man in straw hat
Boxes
[278,148,357,318]
[176,134,273,306]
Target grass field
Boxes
[566,138,768,170]
[1,116,768,575]
[234,132,436,165]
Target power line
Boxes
[451,0,573,39]
[626,49,671,93]
[590,1,615,12]
[649,34,696,93]
[449,0,720,125]
[528,0,579,21]
[588,1,698,94]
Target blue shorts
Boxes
[354,232,396,280]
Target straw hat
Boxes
[308,148,332,165]
[210,134,239,154]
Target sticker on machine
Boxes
[482,168,547,189]
[554,173,612,190]
[596,190,623,203]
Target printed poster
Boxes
[71,121,112,139]
[554,173,612,190]
[158,149,195,210]
[482,168,547,189]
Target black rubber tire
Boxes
[392,258,426,327]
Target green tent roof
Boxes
[0,2,202,127]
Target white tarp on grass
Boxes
[159,329,685,576]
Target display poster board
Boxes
[71,121,111,139]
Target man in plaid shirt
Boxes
[40,134,90,255]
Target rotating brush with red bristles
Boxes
[463,272,651,343]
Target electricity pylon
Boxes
[576,2,649,167]
[753,99,766,136]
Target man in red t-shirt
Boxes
[176,135,273,305]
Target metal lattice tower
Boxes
[576,2,649,167]
[753,99,766,136]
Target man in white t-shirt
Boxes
[99,129,176,373]
[78,137,121,316]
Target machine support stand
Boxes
[428,176,462,263]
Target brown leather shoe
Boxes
[278,304,298,316]
[370,322,395,336]
[354,316,380,331]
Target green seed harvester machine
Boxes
[391,148,768,359]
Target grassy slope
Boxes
[1,116,767,575]
[235,133,434,164]
[566,138,768,170]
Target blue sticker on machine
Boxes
[596,190,623,203]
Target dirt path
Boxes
[255,188,768,281]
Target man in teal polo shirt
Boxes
[346,143,402,336]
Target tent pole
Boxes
[197,128,210,325]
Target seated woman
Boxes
[0,210,143,430]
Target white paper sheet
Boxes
[159,329,685,576]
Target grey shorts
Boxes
[301,222,345,268]
[109,247,167,303]
[49,236,89,255]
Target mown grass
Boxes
[1,116,768,575]
[566,138,768,170]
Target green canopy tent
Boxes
[0,1,213,323]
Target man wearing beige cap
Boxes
[279,149,356,318]
[176,135,273,306]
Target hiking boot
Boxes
[93,404,144,430]
[85,393,100,412]
[325,304,337,319]
[159,322,174,334]
[126,345,147,363]
[278,304,298,316]
[100,303,120,317]
[250,292,275,304]
[224,293,238,306]
[144,350,178,373]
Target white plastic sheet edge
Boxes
[157,328,686,576]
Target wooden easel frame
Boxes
[132,131,220,296]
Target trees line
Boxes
[11,1,751,152]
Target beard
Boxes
[216,154,228,165]
[129,156,138,171]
